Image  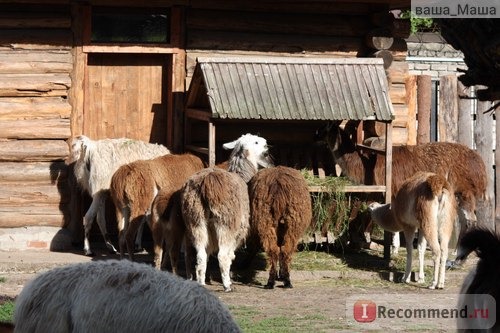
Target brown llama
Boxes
[181,134,272,292]
[248,166,312,289]
[321,121,486,252]
[109,153,204,261]
[455,227,500,332]
[150,189,189,273]
[368,172,457,289]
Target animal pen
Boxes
[184,56,395,256]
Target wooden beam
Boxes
[416,75,431,144]
[208,121,216,167]
[308,185,387,193]
[384,121,393,260]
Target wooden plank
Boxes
[438,75,458,142]
[474,99,495,230]
[0,50,72,74]
[0,206,66,228]
[416,75,432,144]
[208,121,216,167]
[0,182,69,205]
[457,81,474,147]
[389,83,406,104]
[70,3,87,137]
[0,97,71,120]
[0,73,70,97]
[386,61,408,85]
[0,118,70,139]
[308,185,387,193]
[405,75,417,145]
[82,45,182,54]
[0,161,67,182]
[0,139,68,162]
[186,108,212,121]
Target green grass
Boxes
[0,300,14,323]
[230,305,342,333]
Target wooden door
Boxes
[84,53,169,145]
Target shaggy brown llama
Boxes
[249,165,312,289]
[110,153,204,261]
[181,134,272,292]
[321,121,486,252]
[368,172,457,289]
[150,189,188,272]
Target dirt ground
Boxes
[0,247,477,332]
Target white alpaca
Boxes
[181,134,272,292]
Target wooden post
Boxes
[496,102,500,231]
[208,121,216,167]
[438,75,458,142]
[416,75,432,144]
[474,98,495,230]
[383,121,393,260]
[405,75,417,145]
[457,81,474,148]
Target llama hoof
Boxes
[417,278,425,284]
[84,249,95,257]
[223,286,233,293]
[264,283,275,289]
[283,281,293,288]
[428,284,437,290]
[105,242,118,254]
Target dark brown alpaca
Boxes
[249,166,312,289]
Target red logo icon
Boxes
[353,300,376,322]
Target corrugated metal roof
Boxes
[192,56,394,121]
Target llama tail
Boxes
[427,174,450,201]
[456,227,500,262]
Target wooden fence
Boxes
[412,74,498,231]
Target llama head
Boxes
[316,121,356,158]
[65,135,91,165]
[223,133,273,169]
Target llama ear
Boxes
[222,139,238,150]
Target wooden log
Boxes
[365,30,394,50]
[0,118,70,139]
[187,30,364,53]
[372,50,393,69]
[389,83,406,104]
[386,61,408,85]
[474,99,495,230]
[0,161,67,182]
[187,9,371,37]
[457,81,474,147]
[438,75,458,142]
[0,73,70,97]
[0,182,69,205]
[0,50,72,74]
[390,19,411,39]
[405,75,417,145]
[416,75,432,144]
[0,97,71,120]
[0,29,72,51]
[0,13,71,29]
[0,139,68,162]
[0,205,67,228]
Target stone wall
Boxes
[406,33,467,78]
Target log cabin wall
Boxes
[0,3,73,249]
[184,3,413,147]
[0,0,412,250]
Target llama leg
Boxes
[402,228,416,283]
[134,220,145,252]
[125,213,145,261]
[92,191,116,254]
[191,223,209,286]
[280,242,295,288]
[392,232,400,254]
[82,196,101,256]
[422,227,441,289]
[151,217,163,270]
[416,231,427,283]
[437,237,449,289]
[217,245,234,292]
[262,236,279,289]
